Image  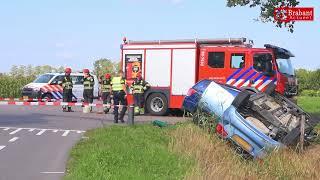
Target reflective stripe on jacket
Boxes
[131,79,150,94]
[101,79,112,92]
[62,76,73,90]
[83,75,94,90]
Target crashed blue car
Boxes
[183,79,318,158]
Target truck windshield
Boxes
[276,58,295,76]
[33,74,54,83]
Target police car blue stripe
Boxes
[226,68,243,82]
[235,67,253,82]
[50,92,59,99]
[56,91,63,99]
[243,71,257,84]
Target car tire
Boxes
[146,93,168,116]
[42,93,53,101]
[232,90,251,109]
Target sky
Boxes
[0,0,319,72]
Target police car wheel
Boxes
[42,93,53,101]
[146,93,168,116]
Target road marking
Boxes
[52,130,58,133]
[8,137,19,142]
[3,128,9,131]
[0,146,6,151]
[36,129,47,136]
[29,128,35,132]
[9,128,22,135]
[40,172,64,174]
[62,130,70,137]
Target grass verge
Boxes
[298,96,320,115]
[170,123,320,180]
[64,124,194,180]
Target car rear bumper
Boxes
[222,106,282,158]
[21,90,41,99]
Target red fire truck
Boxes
[120,38,298,115]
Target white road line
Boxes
[0,146,6,151]
[40,172,64,174]
[0,126,86,134]
[8,137,19,142]
[62,130,70,137]
[36,129,47,136]
[9,128,22,135]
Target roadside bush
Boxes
[301,90,320,97]
[296,69,320,93]
[0,75,34,98]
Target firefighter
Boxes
[101,73,112,114]
[111,70,127,123]
[130,73,150,115]
[83,69,95,112]
[62,67,73,112]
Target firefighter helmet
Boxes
[83,69,90,74]
[105,73,111,79]
[65,67,72,74]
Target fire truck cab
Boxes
[121,38,297,115]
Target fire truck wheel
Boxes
[146,93,168,116]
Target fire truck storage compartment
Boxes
[145,50,171,87]
[171,49,196,95]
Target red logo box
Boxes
[274,7,314,22]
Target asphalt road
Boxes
[0,105,185,180]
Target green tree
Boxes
[93,58,115,78]
[227,0,299,33]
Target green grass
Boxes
[64,124,193,180]
[298,96,320,115]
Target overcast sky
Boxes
[0,0,319,72]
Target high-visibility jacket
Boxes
[111,76,125,91]
[101,79,112,92]
[130,79,150,94]
[83,75,94,90]
[62,75,73,90]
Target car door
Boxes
[198,47,229,84]
[71,75,84,100]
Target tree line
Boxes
[0,59,319,97]
[1,58,120,78]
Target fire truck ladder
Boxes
[125,37,253,47]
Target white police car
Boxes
[21,73,99,100]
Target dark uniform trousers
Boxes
[63,89,73,103]
[113,90,127,122]
[102,92,111,105]
[83,89,94,104]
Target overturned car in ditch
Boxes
[183,80,319,158]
